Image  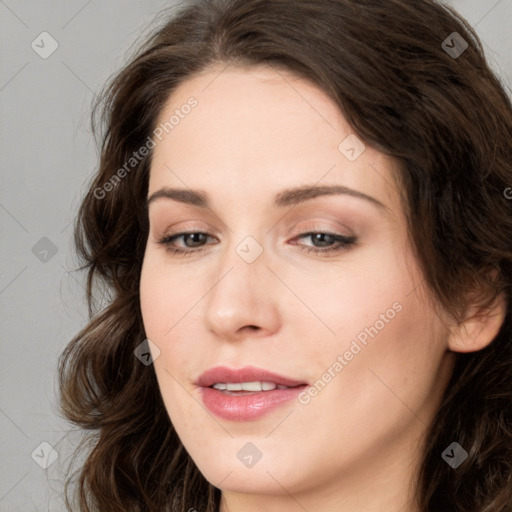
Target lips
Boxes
[195,365,307,388]
[195,365,308,421]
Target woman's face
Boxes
[140,64,455,507]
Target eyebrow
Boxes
[146,184,389,213]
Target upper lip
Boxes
[195,365,308,388]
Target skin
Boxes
[139,64,506,511]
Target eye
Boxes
[291,232,356,255]
[157,231,216,256]
[156,230,356,257]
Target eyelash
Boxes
[156,230,357,257]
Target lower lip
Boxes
[199,385,307,421]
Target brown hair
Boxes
[58,0,512,510]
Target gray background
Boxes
[1,1,511,510]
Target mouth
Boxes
[195,365,309,421]
[195,365,307,388]
[210,381,297,395]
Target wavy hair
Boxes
[57,0,512,510]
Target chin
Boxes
[192,447,302,495]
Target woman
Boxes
[58,0,512,510]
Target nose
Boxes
[203,240,281,341]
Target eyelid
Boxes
[288,220,355,239]
[154,220,216,238]
[155,217,355,239]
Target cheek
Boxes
[139,260,205,425]
[307,274,447,438]
[300,240,411,361]
[139,254,200,340]
[305,235,446,407]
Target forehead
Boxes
[149,64,403,216]
[153,63,348,155]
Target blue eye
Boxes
[294,232,356,255]
[157,231,356,257]
[157,231,214,257]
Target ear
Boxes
[447,291,507,353]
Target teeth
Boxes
[212,381,283,391]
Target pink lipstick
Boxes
[195,365,308,421]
